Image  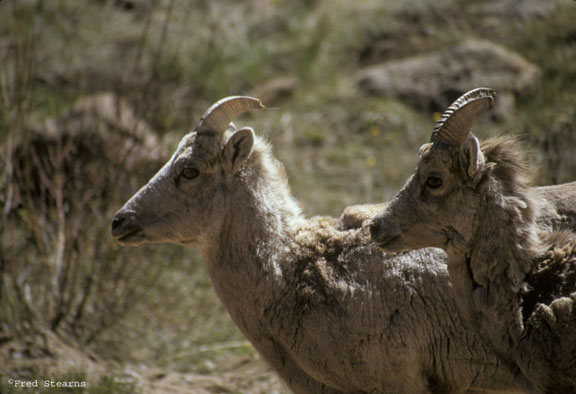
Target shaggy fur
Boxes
[112,122,534,393]
[522,232,576,322]
[371,135,576,394]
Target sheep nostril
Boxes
[111,213,126,232]
[369,220,380,239]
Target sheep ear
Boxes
[226,122,237,133]
[459,136,485,185]
[418,143,432,159]
[223,127,255,173]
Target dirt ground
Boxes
[0,330,287,393]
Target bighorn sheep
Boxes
[370,88,576,393]
[111,96,576,393]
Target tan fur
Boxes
[113,121,533,393]
[112,98,576,394]
[339,203,389,230]
[371,135,576,394]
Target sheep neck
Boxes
[201,151,303,333]
[447,187,540,350]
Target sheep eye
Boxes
[181,167,200,180]
[425,176,443,189]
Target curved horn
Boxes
[196,96,265,135]
[430,88,496,145]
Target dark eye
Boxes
[425,176,443,189]
[181,167,200,180]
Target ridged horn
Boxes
[430,88,496,145]
[196,96,265,135]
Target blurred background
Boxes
[0,0,575,392]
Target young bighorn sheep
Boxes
[370,88,576,394]
[111,96,575,393]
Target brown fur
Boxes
[481,136,534,205]
[113,125,531,393]
[371,134,576,393]
[113,96,576,393]
[522,232,576,322]
[464,138,576,394]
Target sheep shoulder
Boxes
[285,216,367,308]
[338,203,389,230]
[279,218,516,393]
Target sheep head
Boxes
[111,96,265,247]
[370,88,496,253]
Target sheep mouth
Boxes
[114,228,146,246]
[375,234,401,250]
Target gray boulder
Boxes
[357,39,541,116]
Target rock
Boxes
[533,111,576,185]
[36,92,167,170]
[356,39,541,116]
[10,92,168,210]
[469,0,565,19]
[249,76,299,106]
